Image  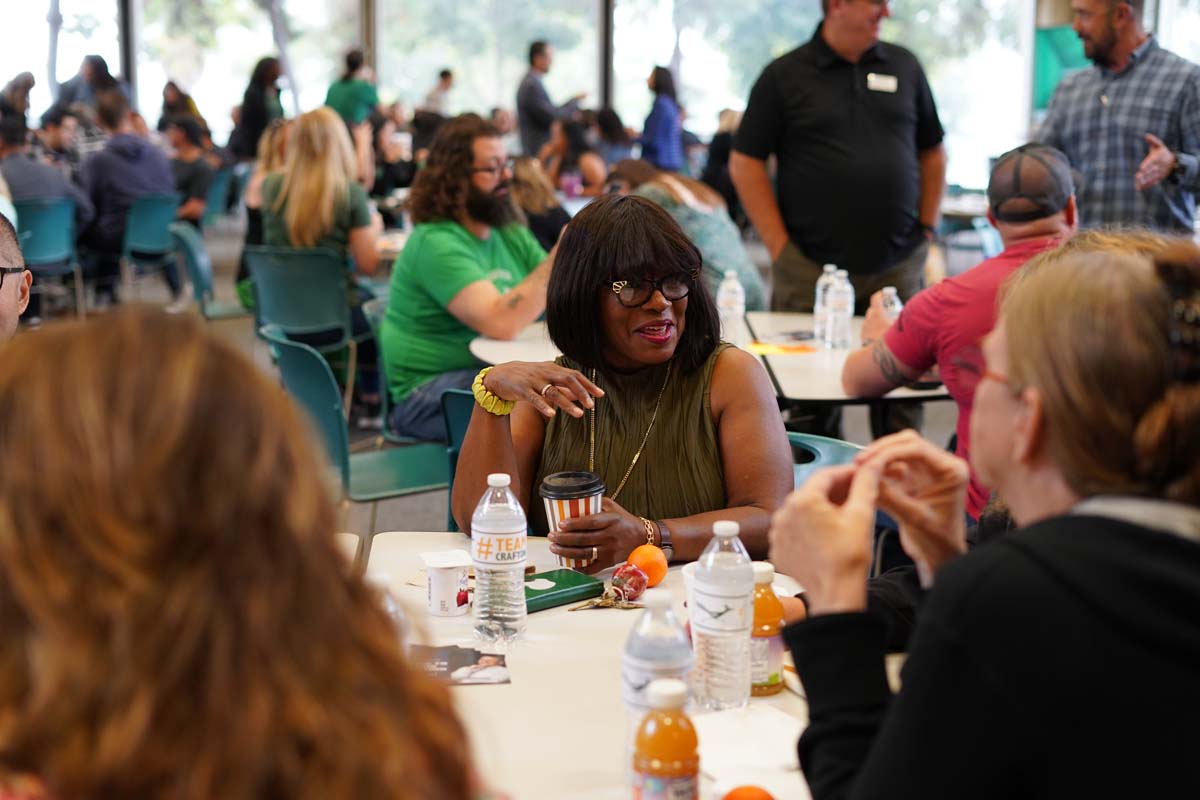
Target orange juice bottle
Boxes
[751,562,784,696]
[632,679,699,800]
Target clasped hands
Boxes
[768,431,970,617]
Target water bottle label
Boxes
[690,581,751,634]
[751,635,784,687]
[471,529,527,565]
[621,654,692,710]
[632,771,698,800]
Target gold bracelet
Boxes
[640,517,657,547]
[472,367,515,416]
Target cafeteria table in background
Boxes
[367,531,813,800]
[744,312,949,408]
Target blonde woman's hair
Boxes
[510,156,559,215]
[256,118,290,173]
[273,107,358,247]
[0,309,473,800]
[1001,231,1200,504]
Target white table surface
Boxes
[335,532,362,567]
[367,531,812,800]
[746,312,950,404]
[469,318,758,369]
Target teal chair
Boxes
[169,222,250,321]
[200,168,233,229]
[120,192,181,296]
[261,324,448,536]
[13,198,85,318]
[441,388,476,531]
[788,431,863,488]
[245,245,360,410]
[361,296,428,446]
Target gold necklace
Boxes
[588,361,673,502]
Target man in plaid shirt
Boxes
[1036,0,1200,233]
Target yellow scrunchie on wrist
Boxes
[472,367,516,416]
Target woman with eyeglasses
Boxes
[452,194,792,568]
[769,235,1200,798]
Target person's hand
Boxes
[767,236,790,263]
[855,430,969,586]
[1135,133,1177,191]
[483,361,603,418]
[861,290,892,343]
[779,594,808,625]
[548,497,646,572]
[768,463,882,616]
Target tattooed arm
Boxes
[445,243,557,340]
[842,339,923,397]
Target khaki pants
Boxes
[770,241,929,438]
[770,240,929,313]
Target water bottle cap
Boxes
[835,269,849,278]
[724,270,738,279]
[642,588,671,609]
[486,473,512,488]
[823,264,837,272]
[753,562,775,583]
[712,520,740,538]
[882,286,898,297]
[646,678,688,709]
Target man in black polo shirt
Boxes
[731,0,946,314]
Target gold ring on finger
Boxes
[540,383,554,397]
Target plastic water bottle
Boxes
[813,263,838,342]
[716,270,746,341]
[470,473,528,646]
[880,285,904,322]
[622,588,694,772]
[623,588,694,722]
[690,520,754,712]
[828,269,856,349]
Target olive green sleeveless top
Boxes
[531,344,730,534]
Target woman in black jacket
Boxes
[769,233,1200,799]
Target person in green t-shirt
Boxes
[324,49,381,126]
[382,114,558,441]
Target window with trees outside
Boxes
[0,1,122,122]
[137,0,361,144]
[612,0,1030,190]
[1160,0,1200,63]
[376,0,598,132]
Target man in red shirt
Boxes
[842,143,1078,519]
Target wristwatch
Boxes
[1169,152,1186,183]
[656,520,675,562]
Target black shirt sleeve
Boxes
[787,557,1025,800]
[865,566,925,652]
[911,60,945,151]
[733,63,784,160]
[178,160,214,201]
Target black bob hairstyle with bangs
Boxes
[546,194,720,375]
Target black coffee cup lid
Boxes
[539,471,606,499]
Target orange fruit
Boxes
[722,787,775,800]
[627,544,668,587]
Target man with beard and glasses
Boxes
[1036,0,1200,232]
[380,114,557,441]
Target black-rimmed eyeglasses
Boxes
[0,267,24,291]
[611,271,699,308]
[471,158,515,176]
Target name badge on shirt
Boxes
[867,73,898,93]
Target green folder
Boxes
[524,569,605,613]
